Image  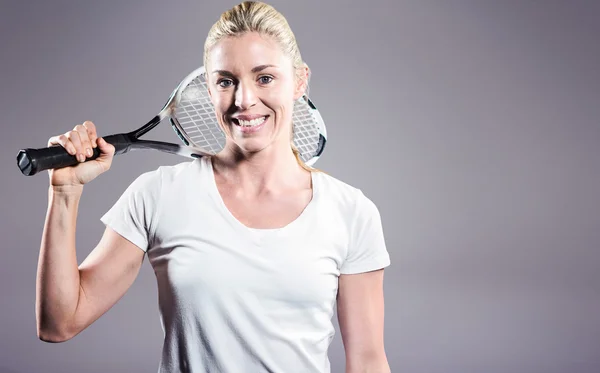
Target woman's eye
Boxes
[218,79,233,88]
[258,76,273,84]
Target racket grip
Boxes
[16,134,130,176]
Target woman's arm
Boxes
[36,123,146,342]
[337,268,391,373]
[36,185,145,342]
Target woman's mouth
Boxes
[232,116,268,133]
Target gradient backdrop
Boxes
[1,1,599,372]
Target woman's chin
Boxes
[232,138,272,156]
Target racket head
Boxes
[163,66,327,165]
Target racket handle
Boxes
[16,134,131,176]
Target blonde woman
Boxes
[36,2,391,372]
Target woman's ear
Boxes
[293,65,310,100]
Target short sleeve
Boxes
[340,191,391,274]
[100,169,162,252]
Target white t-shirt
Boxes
[101,156,391,373]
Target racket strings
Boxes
[291,99,320,163]
[175,78,226,154]
[174,73,322,162]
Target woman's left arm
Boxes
[337,268,391,373]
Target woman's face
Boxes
[206,32,306,157]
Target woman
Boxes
[36,2,391,372]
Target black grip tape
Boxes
[16,133,131,176]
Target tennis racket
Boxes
[16,65,327,176]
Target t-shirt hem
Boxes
[100,215,148,252]
[339,255,391,275]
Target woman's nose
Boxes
[235,81,258,109]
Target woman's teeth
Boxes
[237,117,266,127]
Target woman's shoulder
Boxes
[126,158,203,192]
[153,158,202,182]
[314,170,374,209]
[314,171,383,235]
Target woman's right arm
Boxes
[36,121,146,343]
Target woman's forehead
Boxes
[207,32,290,72]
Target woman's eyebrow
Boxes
[251,64,277,73]
[212,64,278,76]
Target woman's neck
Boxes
[211,142,311,196]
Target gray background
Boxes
[1,0,599,372]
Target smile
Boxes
[235,116,267,127]
[232,115,269,133]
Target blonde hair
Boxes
[204,1,318,172]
